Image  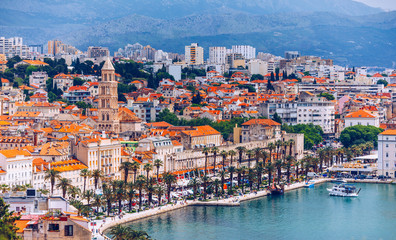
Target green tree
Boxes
[73,77,85,86]
[44,169,61,195]
[340,125,383,148]
[0,198,20,240]
[282,124,323,150]
[251,74,264,80]
[56,178,71,198]
[377,79,388,86]
[318,92,335,100]
[272,112,282,124]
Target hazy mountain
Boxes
[1,0,395,67]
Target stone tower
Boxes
[97,58,120,133]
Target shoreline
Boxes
[95,178,393,239]
[96,178,332,239]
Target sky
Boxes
[355,0,396,10]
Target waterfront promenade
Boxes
[93,178,331,239]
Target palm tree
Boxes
[228,166,236,194]
[0,184,9,193]
[246,149,254,169]
[135,175,146,209]
[220,150,228,171]
[102,186,113,216]
[255,162,264,190]
[241,166,248,193]
[228,150,236,167]
[253,147,261,167]
[146,178,156,206]
[267,142,275,163]
[162,172,177,203]
[274,159,284,184]
[83,189,94,206]
[188,178,200,200]
[156,185,165,205]
[44,169,61,196]
[109,225,130,240]
[219,170,226,194]
[80,169,91,193]
[288,139,295,156]
[153,159,163,183]
[114,180,125,214]
[93,194,102,215]
[131,161,140,183]
[236,167,243,187]
[202,147,211,176]
[37,188,49,196]
[213,179,221,197]
[236,146,246,167]
[126,182,135,212]
[261,151,269,165]
[201,175,210,200]
[67,186,81,199]
[143,163,153,185]
[247,169,256,192]
[265,162,275,186]
[120,162,133,184]
[285,155,294,183]
[69,200,86,216]
[211,146,220,173]
[56,178,71,198]
[91,169,103,190]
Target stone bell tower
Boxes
[97,58,120,133]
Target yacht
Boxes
[304,180,315,188]
[327,184,360,197]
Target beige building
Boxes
[238,119,282,143]
[181,125,222,149]
[73,136,122,187]
[185,43,204,65]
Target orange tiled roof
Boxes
[242,119,281,126]
[0,149,31,158]
[380,129,396,135]
[345,110,376,119]
[182,125,220,137]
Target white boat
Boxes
[327,184,361,197]
[304,180,315,188]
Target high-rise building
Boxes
[0,37,30,58]
[87,46,110,59]
[209,47,227,64]
[48,40,62,55]
[285,51,300,60]
[185,43,204,65]
[97,58,120,133]
[232,45,256,60]
[48,40,81,56]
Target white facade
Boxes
[0,151,33,187]
[248,59,268,76]
[29,72,48,88]
[345,117,379,128]
[185,43,204,65]
[0,37,30,58]
[209,47,227,64]
[232,45,256,60]
[168,65,182,81]
[378,131,396,178]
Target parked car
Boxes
[366,175,374,179]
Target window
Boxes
[386,153,389,157]
[65,225,73,236]
[386,144,389,148]
[48,224,59,232]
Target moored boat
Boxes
[331,178,347,184]
[327,184,360,197]
[304,180,315,188]
[270,184,284,195]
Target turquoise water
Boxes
[127,183,396,240]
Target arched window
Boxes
[107,114,109,121]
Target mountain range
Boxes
[1,0,395,67]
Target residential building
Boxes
[181,125,222,149]
[209,47,227,64]
[0,37,30,58]
[53,73,73,91]
[185,43,204,65]
[73,136,122,186]
[0,149,33,187]
[64,86,91,104]
[29,72,48,89]
[378,129,396,178]
[232,45,256,60]
[87,46,110,59]
[239,119,281,143]
[345,109,380,128]
[285,51,300,60]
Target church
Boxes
[97,58,142,134]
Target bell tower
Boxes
[97,58,120,133]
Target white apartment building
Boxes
[29,71,48,88]
[185,43,204,65]
[259,93,335,134]
[232,45,256,60]
[248,59,268,76]
[378,130,396,178]
[0,149,33,187]
[209,47,228,64]
[0,37,30,58]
